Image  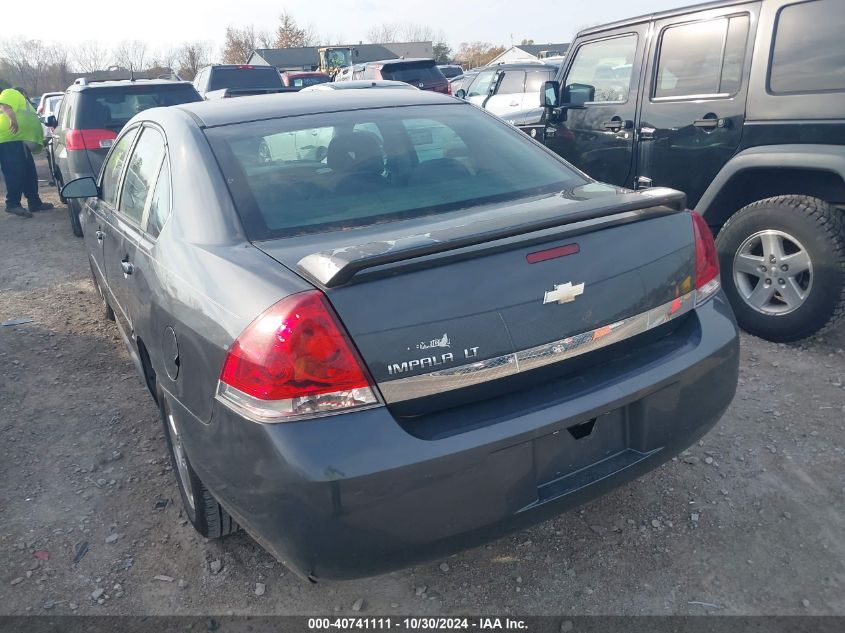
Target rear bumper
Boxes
[177,293,739,580]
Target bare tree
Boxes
[73,42,110,73]
[366,23,441,44]
[176,42,212,80]
[0,38,74,94]
[366,23,401,43]
[274,11,309,48]
[222,25,270,64]
[455,42,506,69]
[113,40,148,71]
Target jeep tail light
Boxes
[66,129,117,151]
[690,211,720,305]
[217,290,379,422]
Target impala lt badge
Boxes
[543,281,586,305]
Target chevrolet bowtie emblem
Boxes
[543,281,586,305]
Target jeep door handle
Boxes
[120,259,134,276]
[603,117,632,131]
[95,230,104,243]
[693,115,722,129]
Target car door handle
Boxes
[120,259,134,276]
[509,100,520,106]
[603,117,632,131]
[95,230,104,242]
[693,115,722,129]
[639,126,656,140]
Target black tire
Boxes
[716,195,845,342]
[158,391,238,539]
[90,264,115,321]
[68,199,83,237]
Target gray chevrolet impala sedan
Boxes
[62,90,739,580]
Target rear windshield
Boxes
[290,75,330,87]
[439,66,463,79]
[381,63,444,83]
[77,85,200,131]
[209,67,283,91]
[205,103,586,240]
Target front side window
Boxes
[654,15,749,99]
[525,69,555,95]
[566,34,638,103]
[466,69,497,97]
[118,128,166,224]
[206,104,586,239]
[769,0,845,94]
[101,127,139,207]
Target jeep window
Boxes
[566,35,637,103]
[496,71,526,95]
[206,104,586,239]
[769,0,845,94]
[654,15,749,100]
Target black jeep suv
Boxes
[521,0,845,342]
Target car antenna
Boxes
[130,67,136,82]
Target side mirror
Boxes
[61,176,99,199]
[45,115,58,128]
[542,80,560,108]
[562,83,594,108]
[455,88,466,99]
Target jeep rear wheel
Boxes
[716,196,845,342]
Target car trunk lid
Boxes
[255,188,697,416]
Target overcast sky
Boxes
[7,0,687,52]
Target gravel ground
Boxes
[1,157,844,616]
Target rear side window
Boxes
[77,85,200,131]
[209,68,283,91]
[497,71,526,94]
[381,63,444,83]
[206,104,586,239]
[59,93,74,129]
[101,127,139,207]
[119,127,166,224]
[566,35,638,103]
[769,0,845,94]
[654,15,749,99]
[146,160,171,239]
[525,69,555,94]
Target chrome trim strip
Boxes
[378,291,697,404]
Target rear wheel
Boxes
[159,392,238,539]
[716,195,845,341]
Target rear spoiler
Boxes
[297,187,686,288]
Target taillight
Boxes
[690,211,720,305]
[447,82,452,95]
[65,129,116,151]
[217,290,379,422]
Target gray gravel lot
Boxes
[1,157,843,615]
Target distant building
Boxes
[487,43,570,65]
[249,42,433,72]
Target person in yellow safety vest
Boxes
[0,87,54,218]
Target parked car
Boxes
[46,78,201,237]
[61,89,738,580]
[36,91,63,116]
[300,79,418,92]
[280,71,331,88]
[458,62,559,118]
[521,0,845,342]
[193,64,287,99]
[449,69,479,94]
[337,58,450,94]
[437,64,464,79]
[39,94,62,143]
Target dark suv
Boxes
[521,0,845,342]
[48,78,201,236]
[347,59,450,94]
[193,64,287,99]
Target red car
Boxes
[281,71,331,88]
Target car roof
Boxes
[367,58,436,67]
[69,79,194,92]
[174,89,457,127]
[577,0,752,36]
